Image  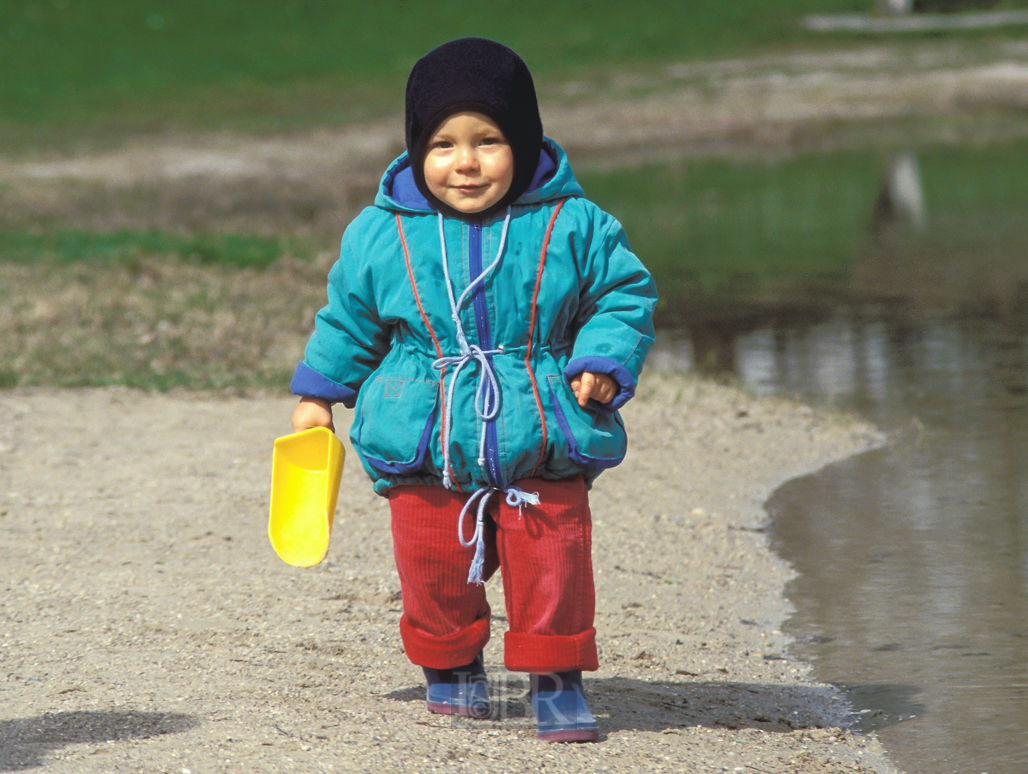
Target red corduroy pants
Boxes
[388,476,598,673]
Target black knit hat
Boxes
[405,37,543,217]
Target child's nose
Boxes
[455,146,479,171]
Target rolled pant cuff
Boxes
[504,628,599,673]
[400,615,491,670]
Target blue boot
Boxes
[422,654,491,718]
[530,671,599,742]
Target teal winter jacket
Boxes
[291,139,657,496]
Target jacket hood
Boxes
[374,137,584,215]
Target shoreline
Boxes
[0,375,902,773]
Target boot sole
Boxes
[537,726,600,743]
[427,701,491,719]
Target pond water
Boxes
[621,136,1028,774]
[753,310,1028,774]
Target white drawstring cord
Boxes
[432,209,511,488]
[430,209,539,583]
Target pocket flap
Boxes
[546,375,626,469]
[356,377,439,475]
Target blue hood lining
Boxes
[386,144,559,212]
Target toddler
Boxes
[291,37,656,742]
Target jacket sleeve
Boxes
[564,204,657,411]
[290,222,391,409]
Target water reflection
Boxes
[655,308,1028,774]
[768,435,1028,774]
[736,309,1028,424]
[639,137,1028,774]
[653,306,1028,425]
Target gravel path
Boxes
[0,375,900,773]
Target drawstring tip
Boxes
[467,535,486,585]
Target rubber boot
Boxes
[530,670,599,742]
[422,653,490,718]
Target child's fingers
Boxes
[570,376,585,404]
[592,374,615,404]
[572,372,618,406]
[575,372,595,406]
[291,397,335,433]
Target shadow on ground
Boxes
[0,711,200,772]
[385,676,923,734]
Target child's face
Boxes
[423,112,514,214]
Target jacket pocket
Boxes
[546,375,627,469]
[355,377,439,475]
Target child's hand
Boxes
[569,372,618,407]
[291,397,335,433]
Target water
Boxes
[757,311,1028,774]
[632,138,1028,774]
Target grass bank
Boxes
[0,229,297,269]
[8,0,1028,148]
[3,3,1028,389]
[0,255,330,391]
[3,136,1027,390]
[581,135,1028,326]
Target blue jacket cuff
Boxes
[563,356,636,411]
[290,361,358,409]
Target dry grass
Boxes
[0,256,334,392]
[0,167,372,393]
[0,172,378,244]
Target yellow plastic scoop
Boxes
[269,426,344,567]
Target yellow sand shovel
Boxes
[268,426,344,567]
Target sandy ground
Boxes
[0,375,899,773]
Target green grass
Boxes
[918,140,1028,218]
[0,228,304,268]
[580,151,881,320]
[3,2,1025,147]
[579,135,1028,325]
[0,0,914,142]
[4,137,1028,391]
[4,135,1026,331]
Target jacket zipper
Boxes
[468,221,505,489]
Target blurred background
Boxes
[2,2,1028,773]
